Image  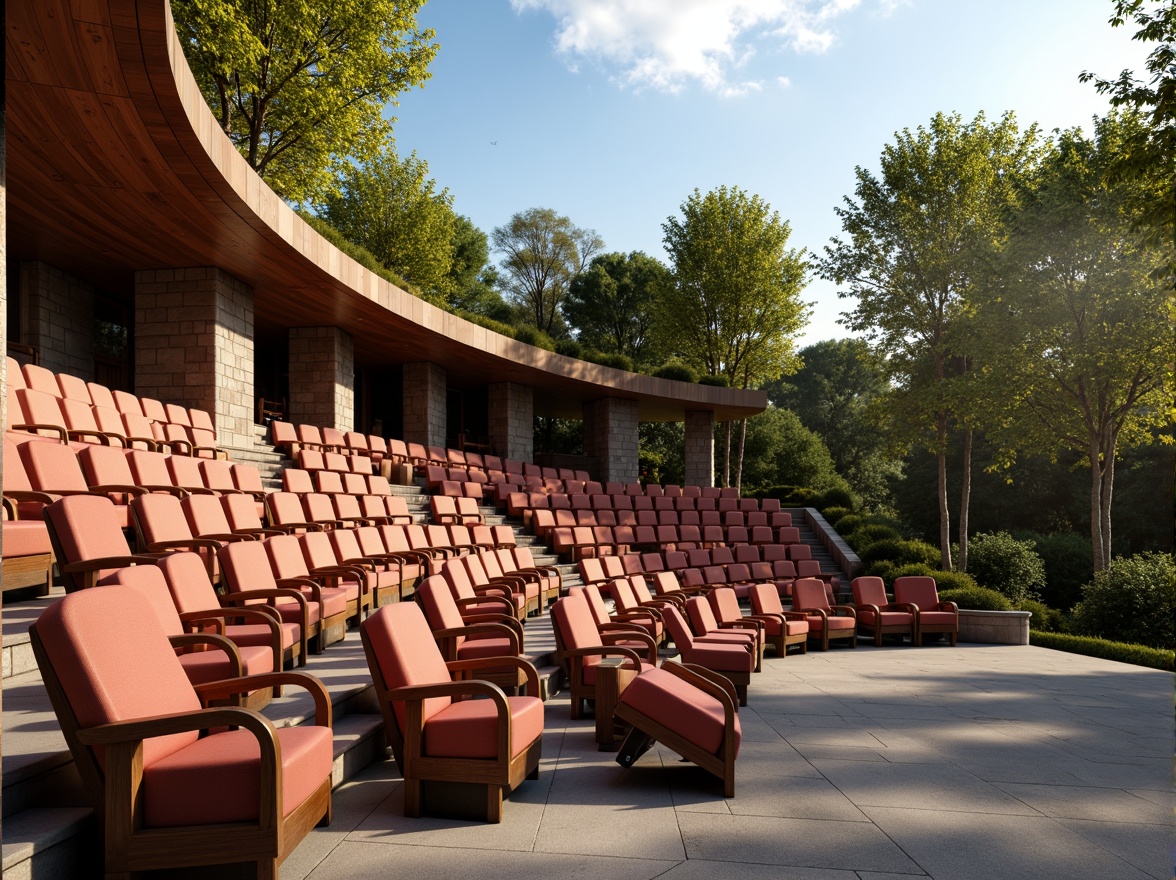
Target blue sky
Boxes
[390,0,1147,346]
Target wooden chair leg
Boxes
[486,785,503,823]
[256,859,279,880]
[404,778,422,817]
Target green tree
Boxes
[736,407,846,495]
[1079,0,1176,257]
[492,208,603,335]
[321,145,456,301]
[564,252,669,365]
[659,186,810,490]
[172,0,437,205]
[763,339,901,509]
[446,216,508,317]
[820,111,1040,570]
[976,113,1173,572]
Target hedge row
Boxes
[1029,631,1174,672]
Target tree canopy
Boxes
[820,111,1041,569]
[564,251,670,365]
[172,0,437,204]
[975,112,1173,571]
[658,186,809,388]
[492,208,603,335]
[320,145,456,301]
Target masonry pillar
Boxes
[582,397,639,483]
[403,361,446,447]
[19,261,95,380]
[134,267,254,450]
[487,382,533,463]
[287,327,354,433]
[684,410,716,488]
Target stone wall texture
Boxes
[582,397,639,483]
[403,361,447,447]
[20,261,95,381]
[488,382,533,463]
[288,326,354,433]
[684,409,716,488]
[134,267,254,449]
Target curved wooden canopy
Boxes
[5,0,766,421]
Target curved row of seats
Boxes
[7,357,223,457]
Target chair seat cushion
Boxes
[919,610,957,627]
[2,520,52,557]
[805,614,855,632]
[143,725,332,827]
[687,643,755,673]
[759,616,809,637]
[858,610,913,628]
[224,621,301,651]
[177,644,273,685]
[423,694,543,759]
[620,667,741,756]
[303,586,349,619]
[582,658,655,685]
[276,599,320,627]
[696,631,756,647]
[784,619,809,636]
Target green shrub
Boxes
[858,538,940,569]
[937,585,1012,611]
[1025,532,1093,611]
[863,559,898,581]
[835,513,866,536]
[698,374,730,387]
[554,338,583,358]
[586,350,634,371]
[760,485,817,506]
[820,506,853,528]
[843,523,903,550]
[455,310,518,338]
[1071,552,1175,650]
[298,211,423,298]
[965,531,1046,605]
[652,358,698,383]
[817,486,856,511]
[1018,599,1066,633]
[905,568,979,592]
[1030,631,1174,672]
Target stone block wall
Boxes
[403,361,447,447]
[19,261,95,380]
[134,267,254,450]
[488,382,533,462]
[684,410,716,488]
[288,326,354,433]
[582,397,639,483]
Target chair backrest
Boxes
[164,403,191,427]
[218,539,280,594]
[78,444,137,487]
[189,408,216,435]
[661,604,695,651]
[222,493,265,531]
[416,574,467,635]
[606,577,640,613]
[155,550,221,611]
[792,578,830,610]
[112,389,145,417]
[265,533,313,580]
[893,576,940,608]
[550,591,603,651]
[749,583,784,616]
[167,455,207,491]
[132,492,195,545]
[708,588,744,626]
[313,470,345,494]
[23,363,61,397]
[267,492,310,527]
[578,557,604,584]
[31,586,201,780]
[140,397,168,423]
[106,563,184,634]
[360,603,453,735]
[232,464,264,495]
[578,584,614,626]
[56,372,92,404]
[851,576,889,606]
[126,449,175,488]
[199,459,237,494]
[686,595,722,635]
[182,494,236,541]
[21,440,89,493]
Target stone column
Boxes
[403,361,446,447]
[19,261,95,380]
[134,267,254,450]
[287,327,354,433]
[582,397,639,483]
[488,382,533,462]
[684,410,716,488]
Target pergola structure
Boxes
[3,0,766,485]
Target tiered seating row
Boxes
[6,356,223,457]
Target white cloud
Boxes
[510,0,862,95]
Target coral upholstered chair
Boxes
[614,661,741,797]
[893,576,958,646]
[851,576,918,646]
[30,586,332,879]
[661,605,755,706]
[747,583,810,656]
[792,578,857,651]
[43,495,163,592]
[551,592,656,719]
[361,602,543,822]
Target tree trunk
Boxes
[735,418,747,495]
[722,421,732,488]
[958,426,972,572]
[936,410,953,571]
[1099,426,1116,570]
[1088,434,1105,572]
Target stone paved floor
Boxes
[283,643,1174,880]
